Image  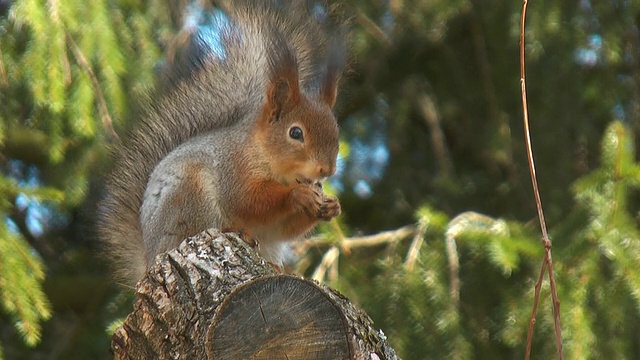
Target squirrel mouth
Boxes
[295,177,313,185]
[295,177,323,186]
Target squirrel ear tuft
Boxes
[318,35,347,109]
[319,66,341,109]
[265,41,301,123]
[265,72,301,124]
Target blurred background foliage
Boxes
[1,0,639,358]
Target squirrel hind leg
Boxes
[257,241,290,269]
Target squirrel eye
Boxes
[289,126,304,142]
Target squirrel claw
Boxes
[320,195,341,221]
[292,182,340,221]
[317,203,327,218]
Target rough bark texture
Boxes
[112,229,398,359]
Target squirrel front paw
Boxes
[314,181,341,221]
[291,183,341,221]
[291,183,323,218]
[319,195,341,221]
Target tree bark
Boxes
[111,229,399,359]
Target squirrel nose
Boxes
[318,164,335,178]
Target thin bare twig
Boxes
[520,1,563,359]
[0,48,7,86]
[417,92,454,177]
[444,233,460,309]
[48,0,72,86]
[66,32,120,143]
[356,11,392,48]
[299,225,416,283]
[299,225,416,252]
[329,218,350,255]
[469,3,514,174]
[311,246,340,283]
[405,219,428,270]
[526,256,547,357]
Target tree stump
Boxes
[111,229,398,359]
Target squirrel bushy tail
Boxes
[98,0,348,284]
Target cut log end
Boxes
[112,230,398,359]
[207,276,351,359]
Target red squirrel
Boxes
[98,0,348,284]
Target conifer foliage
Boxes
[1,0,640,358]
[0,0,173,355]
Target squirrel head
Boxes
[255,50,341,186]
